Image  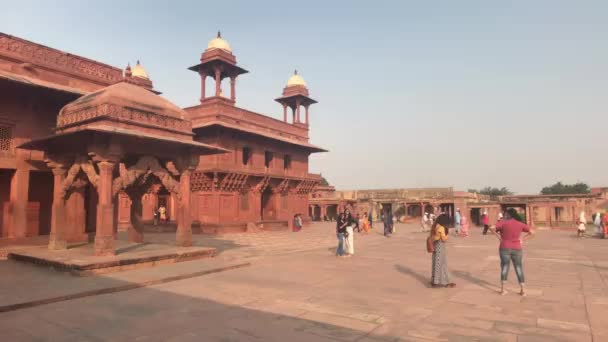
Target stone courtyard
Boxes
[1,222,607,341]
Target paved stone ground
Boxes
[1,222,607,341]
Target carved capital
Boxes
[174,154,199,173]
[51,167,67,177]
[97,160,116,172]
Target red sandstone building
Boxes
[0,32,326,254]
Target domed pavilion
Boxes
[21,67,227,256]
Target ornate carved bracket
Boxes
[273,179,291,195]
[218,173,249,192]
[190,171,213,192]
[58,156,99,198]
[112,156,180,198]
[293,179,319,195]
[252,176,271,194]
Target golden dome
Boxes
[287,70,307,87]
[131,60,149,79]
[206,31,232,52]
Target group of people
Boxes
[423,209,495,238]
[429,208,533,296]
[578,211,608,238]
[152,205,167,226]
[336,209,356,257]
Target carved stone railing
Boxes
[186,98,309,141]
[0,33,122,85]
[57,103,192,134]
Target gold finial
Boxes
[294,69,298,75]
[136,59,141,65]
[217,31,221,38]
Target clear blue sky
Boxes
[2,0,607,194]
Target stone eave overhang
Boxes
[194,168,322,182]
[194,121,327,153]
[0,69,87,96]
[19,126,228,156]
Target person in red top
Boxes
[491,208,534,296]
[482,211,490,235]
[603,213,608,239]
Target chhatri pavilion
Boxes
[0,31,326,256]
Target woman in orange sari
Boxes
[360,212,371,234]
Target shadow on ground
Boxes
[0,263,398,341]
[394,264,430,288]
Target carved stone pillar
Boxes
[214,67,221,97]
[65,186,87,243]
[295,99,301,123]
[230,76,236,101]
[305,105,309,125]
[199,70,206,103]
[283,104,287,122]
[176,169,192,247]
[94,161,116,256]
[128,192,144,243]
[48,167,68,250]
[8,167,30,238]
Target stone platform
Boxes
[8,241,216,276]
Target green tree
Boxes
[540,182,590,195]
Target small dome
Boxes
[206,31,232,52]
[287,70,307,87]
[131,60,149,79]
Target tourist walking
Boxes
[336,212,347,256]
[593,212,602,236]
[490,208,534,296]
[429,214,456,288]
[293,214,303,232]
[421,212,429,232]
[454,208,462,235]
[360,212,370,234]
[482,210,490,234]
[153,208,159,226]
[158,205,167,223]
[344,209,355,256]
[368,212,373,230]
[460,213,470,237]
[383,210,393,237]
[602,213,608,239]
[577,211,586,237]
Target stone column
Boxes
[420,202,424,216]
[8,167,30,238]
[305,105,309,125]
[321,205,327,219]
[283,104,287,122]
[176,169,192,247]
[214,68,221,97]
[199,70,206,103]
[48,167,67,250]
[128,192,144,243]
[94,161,116,256]
[230,76,236,101]
[66,187,87,243]
[295,99,301,123]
